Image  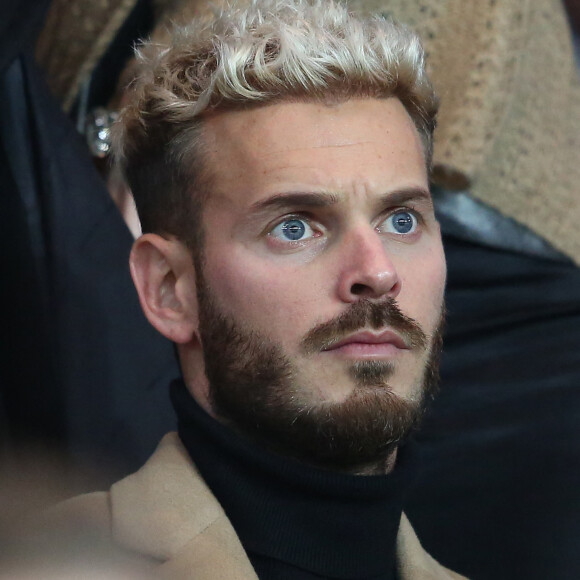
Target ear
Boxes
[130,233,199,344]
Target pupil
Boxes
[394,213,413,233]
[282,220,305,240]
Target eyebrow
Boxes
[249,186,432,215]
[378,187,433,209]
[249,191,341,214]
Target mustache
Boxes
[300,298,427,354]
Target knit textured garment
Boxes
[35,0,138,110]
[171,378,417,580]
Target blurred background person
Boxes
[0,0,180,480]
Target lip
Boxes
[322,330,409,355]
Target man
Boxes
[55,1,465,578]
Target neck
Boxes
[354,448,398,475]
[171,378,416,580]
[177,342,214,414]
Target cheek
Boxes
[202,251,323,338]
[397,248,446,331]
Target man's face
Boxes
[188,98,446,471]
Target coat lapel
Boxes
[110,433,466,579]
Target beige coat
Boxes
[53,433,467,580]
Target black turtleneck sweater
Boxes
[171,379,416,580]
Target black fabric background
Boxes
[407,237,580,579]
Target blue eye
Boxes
[382,211,418,235]
[271,218,314,242]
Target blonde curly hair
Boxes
[114,0,438,246]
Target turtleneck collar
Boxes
[171,378,417,579]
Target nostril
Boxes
[351,283,369,296]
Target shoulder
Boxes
[43,434,466,580]
[47,489,112,532]
[45,432,202,551]
[43,433,258,579]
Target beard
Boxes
[196,269,443,473]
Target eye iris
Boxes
[282,219,306,240]
[392,212,414,234]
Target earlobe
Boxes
[130,234,198,344]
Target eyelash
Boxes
[266,206,423,243]
[389,205,421,220]
[267,213,321,242]
[380,206,423,228]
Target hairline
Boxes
[174,91,432,255]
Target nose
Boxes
[336,226,401,303]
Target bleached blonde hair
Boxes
[115,0,438,245]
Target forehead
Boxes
[201,97,428,208]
